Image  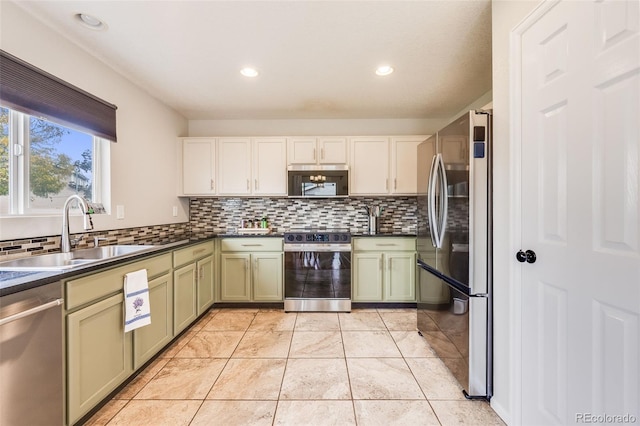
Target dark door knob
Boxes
[516,250,537,264]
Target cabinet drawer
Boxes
[65,253,172,311]
[221,238,283,252]
[173,241,214,267]
[353,237,416,251]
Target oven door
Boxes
[284,244,351,312]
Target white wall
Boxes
[491,1,540,423]
[189,117,444,137]
[189,89,492,138]
[0,2,189,240]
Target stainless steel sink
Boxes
[0,245,156,271]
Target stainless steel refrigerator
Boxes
[416,110,492,400]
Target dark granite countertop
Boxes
[0,235,213,297]
[351,232,417,238]
[0,230,416,296]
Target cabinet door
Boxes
[218,137,252,194]
[253,138,287,195]
[287,137,317,164]
[67,293,133,424]
[220,254,251,301]
[352,252,384,301]
[173,263,197,334]
[182,138,216,195]
[350,137,390,195]
[391,137,424,195]
[197,255,215,315]
[133,273,173,369]
[384,252,416,301]
[253,252,283,301]
[318,137,347,164]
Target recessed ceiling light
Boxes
[240,67,259,78]
[375,65,394,76]
[75,13,107,30]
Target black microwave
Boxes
[287,165,349,198]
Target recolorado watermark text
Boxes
[576,413,637,424]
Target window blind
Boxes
[0,50,117,142]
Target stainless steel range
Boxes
[283,229,351,312]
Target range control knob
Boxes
[341,235,348,241]
[333,234,340,241]
[295,235,303,242]
[286,235,294,242]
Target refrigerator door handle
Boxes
[436,154,448,249]
[427,154,438,247]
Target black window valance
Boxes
[0,49,117,142]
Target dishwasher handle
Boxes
[0,298,63,326]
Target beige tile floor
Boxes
[85,308,505,426]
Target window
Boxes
[0,106,107,215]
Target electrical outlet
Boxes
[116,205,125,220]
[172,206,178,217]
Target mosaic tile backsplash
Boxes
[0,196,469,260]
[189,196,468,234]
[0,223,190,261]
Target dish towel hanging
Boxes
[124,269,151,332]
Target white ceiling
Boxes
[13,0,492,121]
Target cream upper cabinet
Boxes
[349,137,390,195]
[253,137,287,195]
[390,136,426,195]
[287,137,347,165]
[217,137,252,195]
[182,138,216,195]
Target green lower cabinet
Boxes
[173,263,198,334]
[352,252,384,301]
[67,293,133,425]
[352,237,416,303]
[384,252,416,301]
[220,253,251,301]
[197,255,215,315]
[220,252,283,302]
[133,272,174,369]
[253,253,283,301]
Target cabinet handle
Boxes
[246,179,250,190]
[241,244,262,247]
[245,259,249,272]
[199,266,203,280]
[193,248,206,255]
[385,179,389,190]
[210,179,215,190]
[394,178,397,190]
[255,179,258,190]
[375,243,397,247]
[379,258,382,271]
[254,258,258,271]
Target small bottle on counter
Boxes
[261,217,268,228]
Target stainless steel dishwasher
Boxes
[1,280,64,425]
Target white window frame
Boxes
[2,108,110,216]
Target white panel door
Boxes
[518,0,639,424]
[217,137,251,195]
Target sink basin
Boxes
[0,245,156,271]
